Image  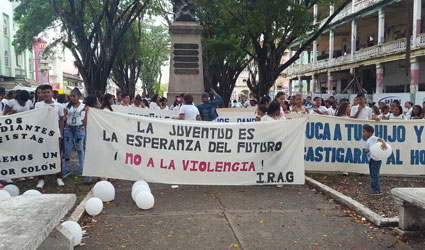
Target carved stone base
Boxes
[168,22,205,106]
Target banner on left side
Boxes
[0,107,61,179]
[84,109,307,185]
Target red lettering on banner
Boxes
[232,162,239,171]
[241,162,248,171]
[190,161,198,171]
[182,160,190,171]
[216,162,223,172]
[147,158,154,168]
[169,160,175,170]
[248,162,256,171]
[207,162,214,172]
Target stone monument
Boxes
[168,0,204,105]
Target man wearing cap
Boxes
[197,88,222,121]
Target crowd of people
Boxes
[1,84,424,189]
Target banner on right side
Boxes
[301,114,425,175]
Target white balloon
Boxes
[370,142,393,161]
[4,184,19,196]
[23,189,42,195]
[85,197,103,216]
[135,191,155,210]
[131,185,150,201]
[61,221,83,246]
[93,181,115,202]
[0,190,11,201]
[132,180,150,191]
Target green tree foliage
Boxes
[14,0,150,95]
[194,0,251,107]
[195,0,351,100]
[139,23,170,97]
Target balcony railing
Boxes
[288,34,425,75]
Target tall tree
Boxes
[14,0,150,95]
[194,0,251,107]
[139,23,170,97]
[198,0,351,100]
[111,19,143,98]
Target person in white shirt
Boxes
[160,97,169,110]
[309,97,329,115]
[179,94,201,121]
[132,95,143,108]
[4,90,33,114]
[121,93,131,107]
[388,105,407,120]
[101,93,114,111]
[34,85,65,188]
[261,101,286,121]
[404,101,413,118]
[350,93,372,120]
[63,88,88,182]
[235,95,251,108]
[325,100,336,116]
[0,87,6,114]
[149,94,161,110]
[291,94,309,114]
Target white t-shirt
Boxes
[350,105,372,120]
[327,108,336,116]
[405,107,413,118]
[65,104,86,126]
[366,136,379,161]
[309,106,329,115]
[1,99,8,113]
[179,104,200,120]
[150,102,161,110]
[388,114,407,120]
[235,101,251,108]
[6,99,33,113]
[261,115,286,121]
[35,101,64,137]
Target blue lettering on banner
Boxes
[374,125,406,143]
[304,147,368,164]
[306,122,331,140]
[378,96,402,105]
[414,126,424,143]
[411,150,425,165]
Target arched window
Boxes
[3,17,8,36]
[4,51,9,67]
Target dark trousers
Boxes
[368,159,382,192]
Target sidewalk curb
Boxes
[68,189,94,222]
[305,176,399,227]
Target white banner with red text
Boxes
[0,107,61,179]
[84,108,306,185]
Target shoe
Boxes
[63,172,71,179]
[18,178,26,181]
[368,191,380,195]
[27,177,34,180]
[57,178,65,187]
[4,179,13,184]
[276,184,284,188]
[36,180,45,189]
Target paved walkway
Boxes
[79,182,413,250]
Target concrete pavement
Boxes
[79,182,412,250]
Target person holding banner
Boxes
[261,101,286,121]
[388,105,407,120]
[4,90,33,115]
[150,94,162,110]
[235,95,251,108]
[363,125,387,195]
[410,105,423,119]
[309,97,329,115]
[34,85,65,188]
[101,94,114,112]
[291,94,309,114]
[179,94,201,121]
[63,88,87,181]
[350,93,372,120]
[197,88,222,121]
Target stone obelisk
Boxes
[167,0,204,105]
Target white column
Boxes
[378,9,385,44]
[327,72,333,94]
[351,20,357,59]
[311,77,317,94]
[289,79,293,96]
[376,63,384,94]
[413,0,422,42]
[299,42,304,69]
[330,4,334,15]
[337,79,342,94]
[329,30,334,60]
[410,58,420,94]
[298,77,303,93]
[313,5,318,65]
[314,4,318,24]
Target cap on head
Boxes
[201,93,209,98]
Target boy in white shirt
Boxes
[309,97,329,115]
[363,125,387,195]
[34,85,65,188]
[350,93,372,120]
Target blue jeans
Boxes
[369,159,382,192]
[63,125,86,178]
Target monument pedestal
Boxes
[168,22,205,106]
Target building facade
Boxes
[286,0,425,104]
[0,0,35,90]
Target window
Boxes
[4,51,9,67]
[29,59,34,72]
[17,53,23,66]
[3,15,8,37]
